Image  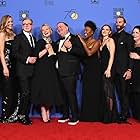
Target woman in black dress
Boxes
[31,24,63,123]
[129,26,140,120]
[99,24,118,123]
[0,15,18,123]
[78,20,103,122]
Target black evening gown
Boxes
[130,47,140,120]
[0,40,18,122]
[100,44,118,123]
[31,39,63,107]
[80,50,103,122]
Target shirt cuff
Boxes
[26,57,30,64]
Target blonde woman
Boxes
[0,15,17,123]
[31,24,63,123]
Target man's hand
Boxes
[28,57,37,64]
[64,36,72,49]
[123,69,132,80]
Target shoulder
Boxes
[108,38,115,43]
[0,31,5,38]
[94,39,101,45]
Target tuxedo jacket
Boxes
[55,34,85,76]
[112,30,134,75]
[13,32,36,78]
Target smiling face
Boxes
[5,17,13,30]
[132,28,140,43]
[101,25,111,38]
[41,25,52,38]
[22,19,33,33]
[84,26,93,39]
[56,22,68,37]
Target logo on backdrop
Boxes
[19,10,29,21]
[44,0,54,6]
[91,0,99,4]
[113,8,124,19]
[0,0,6,7]
[64,9,79,20]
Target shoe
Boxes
[58,117,69,123]
[18,116,32,125]
[119,116,127,122]
[68,119,79,125]
[43,119,50,123]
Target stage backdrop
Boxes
[0,0,140,116]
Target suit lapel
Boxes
[21,32,32,47]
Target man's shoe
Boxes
[58,117,69,123]
[68,119,79,125]
[18,116,32,125]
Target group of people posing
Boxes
[0,15,140,126]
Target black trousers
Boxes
[18,76,32,116]
[60,75,79,120]
[114,73,129,117]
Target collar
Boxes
[64,32,70,39]
[23,30,32,36]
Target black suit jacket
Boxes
[13,32,36,78]
[55,34,85,76]
[112,30,134,75]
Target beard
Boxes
[116,25,124,32]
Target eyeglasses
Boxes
[23,23,32,26]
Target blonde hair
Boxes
[0,15,14,37]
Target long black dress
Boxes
[100,44,118,123]
[80,49,103,122]
[130,47,140,120]
[0,40,18,122]
[31,39,63,107]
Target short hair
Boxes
[84,20,97,32]
[22,17,33,24]
[117,16,126,23]
[57,22,68,27]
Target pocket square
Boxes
[120,42,124,45]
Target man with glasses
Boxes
[56,22,85,125]
[13,18,37,125]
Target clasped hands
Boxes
[28,56,37,64]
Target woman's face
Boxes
[132,28,140,42]
[101,25,111,37]
[41,25,52,37]
[84,26,93,38]
[5,17,13,30]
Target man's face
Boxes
[22,19,33,33]
[56,23,68,37]
[115,17,125,32]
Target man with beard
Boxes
[112,16,134,123]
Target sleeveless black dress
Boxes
[100,44,118,123]
[31,39,63,107]
[0,40,19,122]
[80,49,103,122]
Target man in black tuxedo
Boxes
[13,18,37,125]
[112,16,134,122]
[56,22,85,125]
